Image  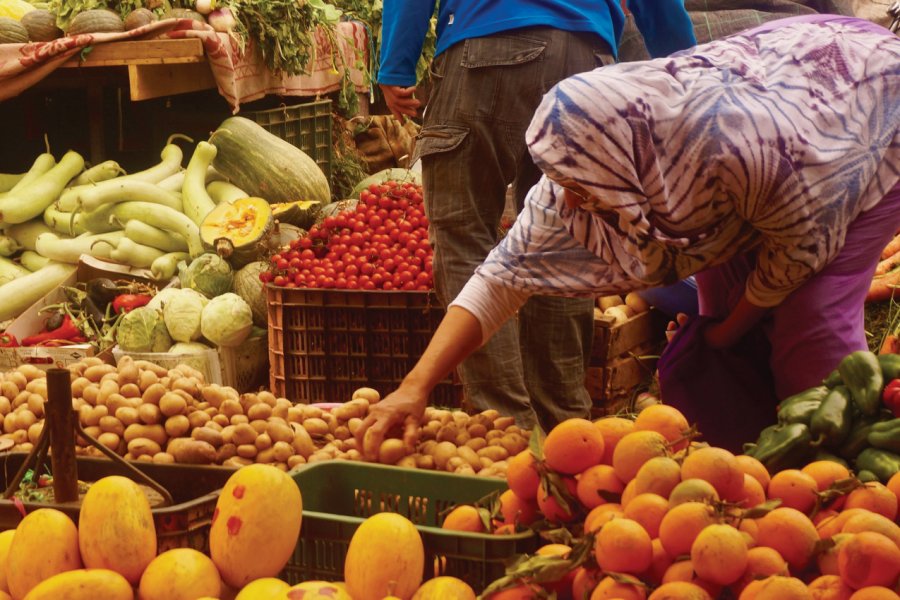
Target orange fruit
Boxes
[544,418,606,475]
[818,509,870,540]
[595,517,653,575]
[484,583,543,599]
[802,461,852,510]
[647,581,712,600]
[584,503,624,535]
[496,489,539,529]
[885,471,900,504]
[738,575,811,599]
[733,546,789,596]
[571,567,601,600]
[634,404,691,451]
[668,479,719,508]
[442,505,486,533]
[841,512,900,547]
[507,451,541,500]
[594,416,635,465]
[755,507,819,571]
[738,473,767,509]
[848,587,900,600]
[816,509,842,527]
[819,533,855,576]
[535,544,576,598]
[622,479,639,508]
[634,456,683,498]
[613,431,670,484]
[845,483,899,521]
[658,502,719,560]
[537,476,579,524]
[576,464,626,510]
[690,524,748,586]
[736,455,771,490]
[767,469,820,515]
[624,493,669,538]
[590,575,646,600]
[680,447,744,502]
[661,560,722,598]
[642,538,674,586]
[738,518,759,547]
[838,531,900,590]
[494,524,517,535]
[807,574,853,600]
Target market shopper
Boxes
[377,0,697,431]
[358,15,900,453]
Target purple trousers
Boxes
[697,182,900,399]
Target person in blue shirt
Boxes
[378,0,696,431]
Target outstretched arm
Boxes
[704,293,769,348]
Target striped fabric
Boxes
[476,16,900,308]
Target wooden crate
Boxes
[586,309,666,415]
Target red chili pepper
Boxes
[112,294,152,314]
[0,333,18,347]
[884,379,900,417]
[21,314,82,347]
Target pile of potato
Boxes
[595,292,650,325]
[0,358,526,477]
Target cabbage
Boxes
[233,261,268,327]
[200,292,253,347]
[116,306,171,352]
[147,287,181,312]
[163,288,207,342]
[169,342,212,354]
[179,254,233,298]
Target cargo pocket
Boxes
[410,124,468,166]
[456,34,547,120]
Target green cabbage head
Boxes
[163,288,207,343]
[200,293,253,347]
[179,254,233,298]
[116,306,171,352]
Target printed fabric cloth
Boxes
[472,15,900,308]
[0,19,368,113]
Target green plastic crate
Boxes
[282,461,536,592]
[247,99,333,184]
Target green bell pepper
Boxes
[746,422,816,474]
[855,447,900,483]
[838,351,883,417]
[878,353,900,381]
[810,386,853,448]
[867,418,900,453]
[777,386,829,425]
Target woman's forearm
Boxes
[705,293,769,348]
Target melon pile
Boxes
[439,405,900,599]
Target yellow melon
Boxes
[21,568,132,600]
[278,581,352,599]
[138,548,221,600]
[78,475,156,585]
[411,576,477,600]
[235,577,290,599]
[7,508,82,600]
[344,513,425,600]
[0,529,15,593]
[210,464,303,589]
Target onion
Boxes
[207,6,235,32]
[194,0,215,15]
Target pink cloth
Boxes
[0,19,369,112]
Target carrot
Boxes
[880,335,900,355]
[868,267,900,302]
[876,253,900,276]
[881,233,900,260]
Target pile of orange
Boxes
[442,405,900,600]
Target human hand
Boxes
[703,321,734,349]
[355,384,427,460]
[665,313,689,343]
[379,84,421,122]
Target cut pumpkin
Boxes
[200,196,273,269]
[271,200,323,230]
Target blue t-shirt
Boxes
[378,0,697,87]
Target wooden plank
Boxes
[586,341,661,413]
[590,309,664,366]
[60,39,205,68]
[127,62,216,101]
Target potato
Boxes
[200,385,229,408]
[167,438,216,464]
[419,440,437,455]
[11,390,29,410]
[477,446,509,462]
[332,398,369,421]
[3,413,17,434]
[377,439,406,465]
[291,424,316,458]
[174,364,205,383]
[117,360,139,387]
[454,432,471,447]
[138,403,162,425]
[124,424,167,446]
[115,406,140,427]
[220,399,243,419]
[352,387,380,403]
[446,456,466,472]
[604,305,630,325]
[24,378,46,398]
[84,364,115,383]
[479,457,494,470]
[256,447,277,463]
[171,389,194,404]
[14,410,36,431]
[486,430,504,441]
[138,369,158,392]
[432,441,458,471]
[287,455,306,469]
[493,416,516,430]
[300,405,323,420]
[1,381,19,400]
[625,291,650,314]
[455,464,476,476]
[83,405,108,427]
[141,383,166,407]
[272,441,293,463]
[119,383,141,399]
[456,446,481,471]
[396,455,417,469]
[255,432,273,451]
[431,409,452,425]
[303,418,330,437]
[187,427,221,449]
[232,423,258,446]
[267,420,294,444]
[212,414,230,427]
[230,414,249,426]
[333,425,351,441]
[500,434,527,455]
[598,295,624,311]
[248,419,268,435]
[286,406,304,423]
[272,399,290,420]
[26,394,44,418]
[98,415,124,436]
[187,410,211,429]
[0,397,10,417]
[216,443,237,463]
[6,371,26,390]
[204,420,223,432]
[164,415,191,438]
[9,429,27,444]
[81,383,100,406]
[467,423,488,439]
[153,452,175,464]
[419,421,440,441]
[172,376,199,397]
[320,412,337,431]
[236,443,258,459]
[106,394,135,414]
[342,438,358,452]
[465,438,488,452]
[27,422,43,445]
[159,392,187,417]
[223,456,253,468]
[414,454,434,470]
[127,437,161,458]
[17,364,45,382]
[13,442,33,453]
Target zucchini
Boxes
[0,256,30,286]
[8,153,56,194]
[111,238,165,268]
[207,181,248,205]
[110,202,204,257]
[0,234,20,257]
[70,160,123,187]
[77,179,183,213]
[35,231,124,264]
[123,220,188,253]
[150,251,190,281]
[0,173,24,193]
[0,151,85,224]
[5,220,56,251]
[157,171,186,192]
[117,140,184,184]
[0,262,76,321]
[19,250,51,272]
[44,204,89,235]
[182,141,218,225]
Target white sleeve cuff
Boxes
[449,273,531,344]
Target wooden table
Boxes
[58,38,216,102]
